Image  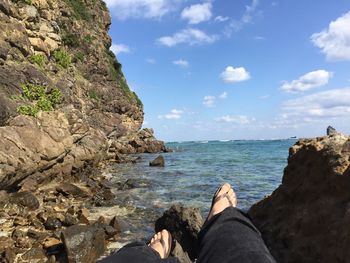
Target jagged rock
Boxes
[150,155,165,167]
[249,134,350,263]
[155,204,203,261]
[63,213,78,226]
[326,125,338,136]
[10,191,39,210]
[116,178,138,190]
[61,225,105,263]
[44,217,62,230]
[56,183,90,198]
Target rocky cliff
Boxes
[249,134,350,263]
[0,0,166,190]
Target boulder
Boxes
[155,204,203,261]
[10,191,39,210]
[56,183,90,198]
[61,225,105,263]
[149,155,165,167]
[248,134,350,263]
[44,217,62,230]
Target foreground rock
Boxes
[149,155,165,167]
[155,204,203,261]
[248,134,350,263]
[61,225,106,263]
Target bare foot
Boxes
[148,229,172,259]
[207,183,237,221]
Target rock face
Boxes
[248,134,350,263]
[155,205,203,261]
[0,0,165,190]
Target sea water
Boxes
[100,139,296,246]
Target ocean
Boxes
[95,139,296,248]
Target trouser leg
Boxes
[197,207,276,263]
[99,241,178,263]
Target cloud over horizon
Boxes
[281,70,333,93]
[282,88,350,119]
[158,109,183,120]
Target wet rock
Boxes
[327,125,338,136]
[10,191,39,210]
[44,217,62,230]
[149,155,165,167]
[248,134,350,263]
[155,204,203,260]
[56,183,90,198]
[61,225,105,263]
[116,178,138,190]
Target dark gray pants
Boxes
[100,207,275,263]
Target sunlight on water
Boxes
[105,139,296,246]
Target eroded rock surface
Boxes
[0,0,165,191]
[248,134,350,263]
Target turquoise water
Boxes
[104,139,296,244]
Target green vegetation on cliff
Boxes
[106,50,143,108]
[53,49,72,69]
[63,0,92,21]
[16,84,62,117]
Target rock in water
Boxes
[248,134,350,263]
[149,155,165,167]
[61,225,105,263]
[155,204,203,261]
[326,125,338,136]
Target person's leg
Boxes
[197,184,276,263]
[99,230,178,263]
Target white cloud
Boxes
[215,16,229,22]
[173,59,189,68]
[158,109,183,120]
[110,44,130,55]
[311,11,350,61]
[282,88,350,118]
[281,70,333,93]
[220,66,251,83]
[146,58,156,64]
[225,0,260,35]
[157,28,218,47]
[181,3,212,24]
[253,36,265,40]
[203,95,216,108]
[219,91,228,99]
[259,95,270,99]
[105,0,180,20]
[217,115,254,124]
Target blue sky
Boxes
[105,0,350,142]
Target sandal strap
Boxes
[213,192,234,207]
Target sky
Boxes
[104,0,350,142]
